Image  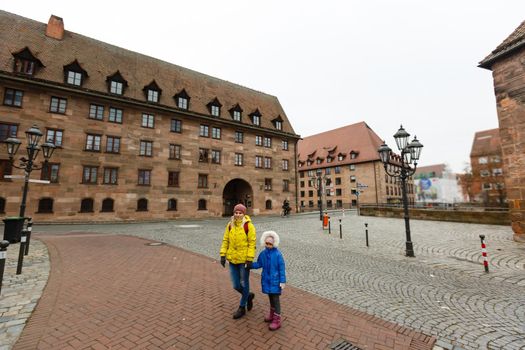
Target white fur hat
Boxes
[260,230,280,247]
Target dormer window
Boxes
[350,151,359,159]
[337,153,346,161]
[307,160,313,166]
[316,158,323,164]
[12,47,44,76]
[174,89,190,110]
[229,104,243,122]
[143,80,162,103]
[63,60,88,87]
[326,157,333,163]
[106,71,128,96]
[207,98,222,117]
[250,109,262,126]
[272,115,284,130]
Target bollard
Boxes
[0,240,9,294]
[339,219,342,239]
[16,230,28,275]
[328,217,331,234]
[365,223,369,247]
[342,208,345,217]
[479,235,489,273]
[24,218,32,256]
[323,212,329,230]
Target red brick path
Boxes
[14,233,436,349]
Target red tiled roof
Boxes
[415,164,446,178]
[0,10,297,136]
[479,20,525,69]
[470,128,501,157]
[297,122,384,170]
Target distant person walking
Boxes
[219,203,256,319]
[250,230,287,331]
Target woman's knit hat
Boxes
[260,231,280,247]
[233,203,246,214]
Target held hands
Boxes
[220,256,226,268]
[245,261,253,269]
[280,283,285,289]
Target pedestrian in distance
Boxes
[249,230,286,331]
[219,203,257,319]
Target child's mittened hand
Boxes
[280,283,285,289]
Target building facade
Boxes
[479,20,525,241]
[466,129,506,206]
[414,164,463,204]
[0,11,300,222]
[296,122,414,211]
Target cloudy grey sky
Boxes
[3,1,525,172]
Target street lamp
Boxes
[3,125,56,217]
[310,169,327,220]
[378,125,423,257]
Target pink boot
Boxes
[264,307,275,322]
[269,313,281,331]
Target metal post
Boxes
[400,171,415,257]
[318,176,323,221]
[479,235,489,273]
[328,217,331,234]
[0,240,9,294]
[339,219,342,239]
[16,230,27,275]
[24,218,32,256]
[365,223,369,247]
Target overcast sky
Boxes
[3,1,525,173]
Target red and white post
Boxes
[479,235,489,273]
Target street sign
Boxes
[357,182,368,188]
[4,175,49,184]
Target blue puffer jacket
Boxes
[251,247,286,294]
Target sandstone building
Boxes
[479,20,525,242]
[0,11,300,221]
[296,122,414,211]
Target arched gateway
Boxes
[222,178,253,216]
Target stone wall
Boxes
[491,46,525,241]
[360,206,510,225]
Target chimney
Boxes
[45,15,64,40]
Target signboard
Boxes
[357,182,368,188]
[4,175,49,184]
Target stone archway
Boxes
[222,178,253,216]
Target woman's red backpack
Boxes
[228,222,249,235]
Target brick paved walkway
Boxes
[14,233,435,350]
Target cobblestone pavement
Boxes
[0,240,49,350]
[30,211,525,349]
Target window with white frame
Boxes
[233,110,241,121]
[108,107,123,123]
[235,153,243,166]
[169,144,181,160]
[212,127,221,139]
[211,149,221,164]
[141,113,154,128]
[147,89,159,103]
[89,104,104,120]
[264,157,272,169]
[200,125,209,137]
[85,134,101,151]
[235,131,243,143]
[480,170,490,177]
[282,159,289,171]
[67,71,82,86]
[255,135,263,146]
[263,137,272,148]
[255,156,263,168]
[171,119,182,133]
[46,129,63,147]
[478,157,488,164]
[139,140,153,156]
[50,97,67,114]
[110,81,123,95]
[177,97,188,109]
[282,140,288,150]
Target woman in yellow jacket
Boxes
[220,203,256,319]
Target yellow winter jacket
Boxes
[220,215,256,264]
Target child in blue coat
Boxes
[251,230,286,331]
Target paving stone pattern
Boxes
[33,211,525,350]
[0,240,49,350]
[13,233,434,350]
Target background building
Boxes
[296,122,414,211]
[0,11,300,221]
[467,129,506,206]
[414,164,463,204]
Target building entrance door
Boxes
[222,179,253,216]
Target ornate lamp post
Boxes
[311,169,327,220]
[4,125,56,217]
[378,125,423,257]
